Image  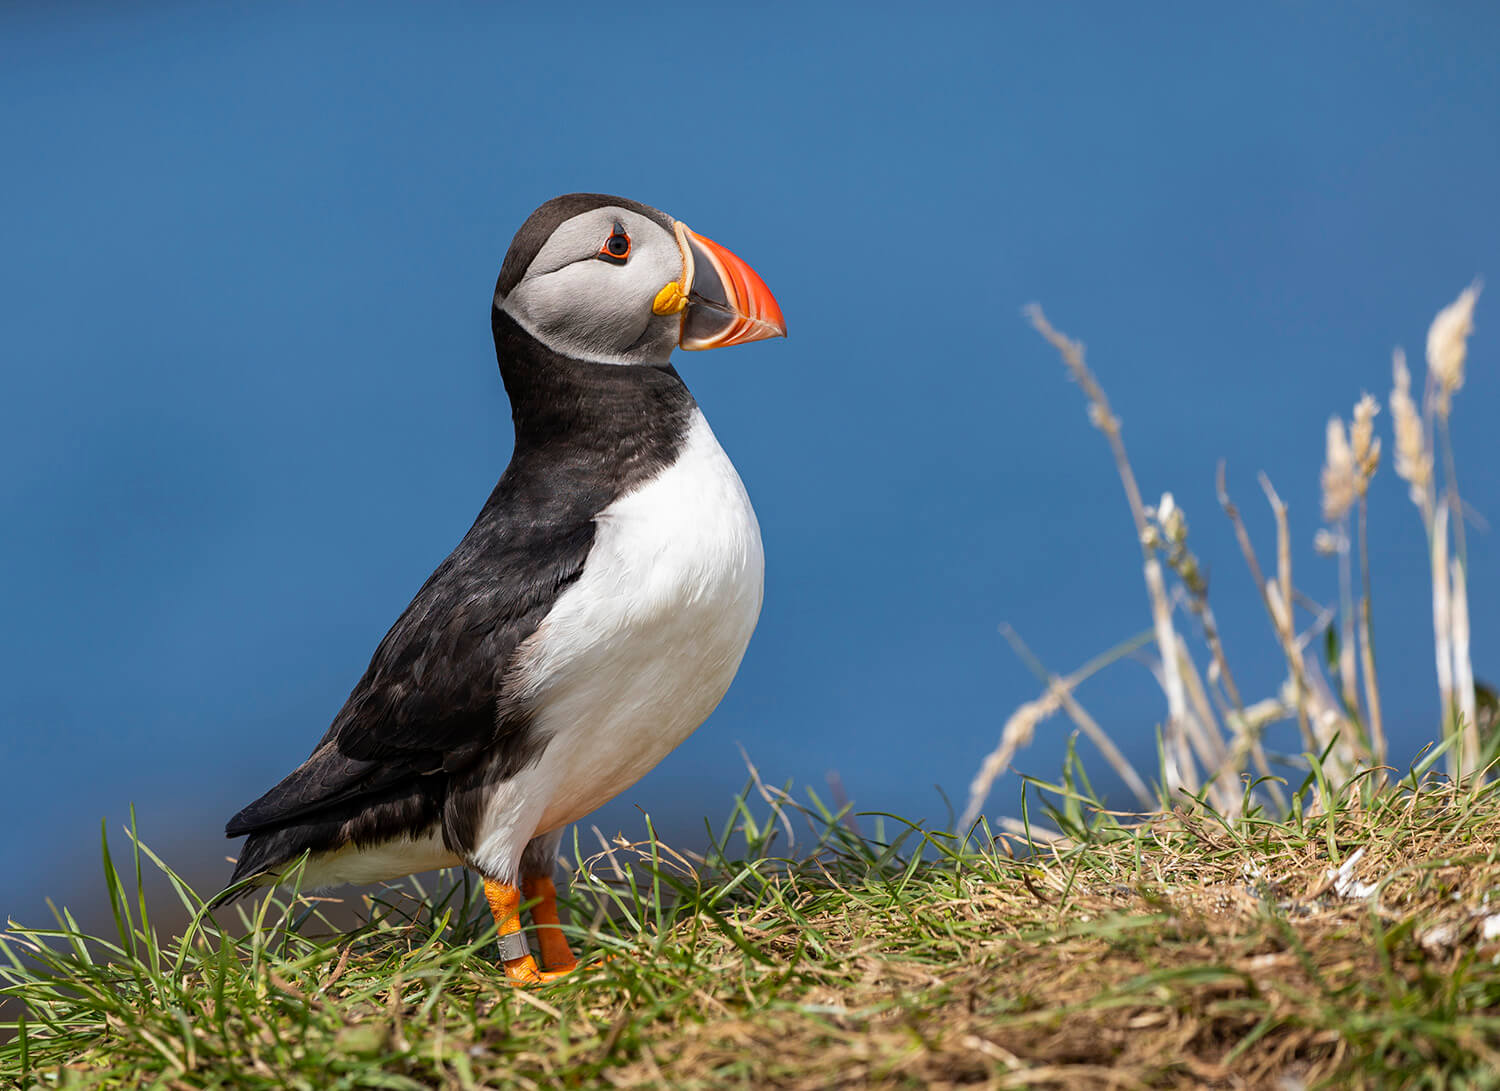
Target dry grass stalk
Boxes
[1357,495,1385,767]
[1173,635,1240,814]
[1177,570,1285,808]
[960,627,1155,832]
[1317,394,1384,769]
[1236,473,1313,753]
[1431,507,1457,765]
[1213,462,1302,798]
[1336,573,1360,721]
[1432,286,1479,769]
[1023,304,1199,798]
[1390,284,1482,780]
[992,816,1071,847]
[1146,493,1269,807]
[1351,393,1384,764]
[1051,682,1154,807]
[1181,567,1243,710]
[961,692,1064,835]
[1225,695,1291,806]
[1258,475,1363,779]
[1451,555,1478,776]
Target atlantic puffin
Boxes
[220,193,784,984]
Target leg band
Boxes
[495,930,532,962]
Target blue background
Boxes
[4,3,1497,919]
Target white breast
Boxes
[470,408,764,880]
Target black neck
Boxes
[490,307,696,482]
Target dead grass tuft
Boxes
[569,781,1500,1090]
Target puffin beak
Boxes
[668,222,786,350]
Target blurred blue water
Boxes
[3,3,1498,918]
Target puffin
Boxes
[220,193,784,984]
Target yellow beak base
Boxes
[652,280,690,316]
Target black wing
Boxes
[224,495,595,840]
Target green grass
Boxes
[6,761,1500,1090]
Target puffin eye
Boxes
[597,223,631,265]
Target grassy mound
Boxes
[6,766,1500,1089]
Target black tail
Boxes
[207,832,292,909]
[212,775,449,908]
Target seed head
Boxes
[1427,281,1481,416]
[1350,393,1381,489]
[1321,416,1356,523]
[1389,348,1432,510]
[1156,492,1187,544]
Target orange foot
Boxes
[523,874,579,974]
[485,876,581,987]
[500,952,575,986]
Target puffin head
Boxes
[493,193,785,366]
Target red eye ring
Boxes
[597,223,631,264]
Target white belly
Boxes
[296,827,461,889]
[471,409,764,880]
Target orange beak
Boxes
[674,223,786,350]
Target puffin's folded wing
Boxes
[223,746,387,837]
[224,524,589,839]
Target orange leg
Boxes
[483,878,574,986]
[522,875,578,973]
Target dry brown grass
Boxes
[533,781,1500,1090]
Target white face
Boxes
[497,206,685,366]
